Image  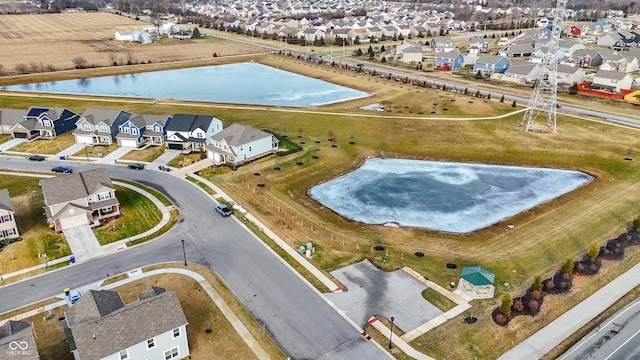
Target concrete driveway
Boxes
[62,224,102,262]
[325,259,443,331]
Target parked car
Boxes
[28,155,45,161]
[215,204,232,217]
[128,163,145,170]
[52,166,73,174]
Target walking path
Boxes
[498,261,640,360]
[4,267,270,360]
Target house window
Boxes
[1,214,10,222]
[249,146,252,152]
[119,350,129,360]
[87,195,94,203]
[43,120,52,126]
[131,128,137,135]
[5,228,14,236]
[122,127,130,133]
[97,192,111,201]
[100,126,108,132]
[146,338,155,349]
[84,125,92,131]
[172,328,180,338]
[101,206,113,213]
[164,347,179,360]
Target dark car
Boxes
[128,163,145,170]
[52,166,73,174]
[215,204,232,217]
[28,155,45,161]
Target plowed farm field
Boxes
[0,12,262,74]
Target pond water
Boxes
[308,158,593,233]
[2,62,370,107]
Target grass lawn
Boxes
[120,145,166,162]
[93,185,162,245]
[72,142,118,158]
[168,153,204,168]
[10,132,77,154]
[0,175,70,275]
[113,178,174,206]
[0,134,11,144]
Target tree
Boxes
[72,56,88,69]
[569,83,579,95]
[634,216,640,229]
[511,100,517,108]
[367,45,373,55]
[192,27,201,39]
[392,34,398,41]
[500,95,505,102]
[464,88,468,95]
[380,45,386,52]
[532,275,543,291]
[475,89,481,97]
[561,257,575,275]
[588,242,601,259]
[475,70,483,79]
[487,93,491,100]
[381,57,387,63]
[499,293,513,316]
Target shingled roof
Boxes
[211,123,271,146]
[40,168,114,206]
[0,189,14,213]
[65,287,187,360]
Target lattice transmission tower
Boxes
[521,0,568,133]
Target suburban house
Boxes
[165,114,223,153]
[395,41,423,63]
[0,320,39,360]
[64,286,190,360]
[116,114,171,147]
[0,108,24,135]
[10,107,81,140]
[591,69,634,93]
[473,54,511,76]
[206,123,279,166]
[468,36,491,53]
[570,49,604,68]
[556,64,586,85]
[502,63,542,84]
[73,108,132,146]
[40,168,120,232]
[0,189,19,240]
[429,36,456,52]
[435,52,465,70]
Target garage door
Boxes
[76,135,93,144]
[120,139,138,147]
[13,132,28,139]
[59,215,88,230]
[168,143,184,150]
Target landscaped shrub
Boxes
[513,300,524,312]
[561,257,575,275]
[528,300,539,313]
[499,293,513,316]
[495,313,507,325]
[588,242,601,258]
[531,275,543,291]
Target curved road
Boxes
[0,157,390,360]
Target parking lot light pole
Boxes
[388,316,394,349]
[181,239,187,266]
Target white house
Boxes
[591,69,634,92]
[206,123,279,166]
[0,189,19,240]
[165,114,223,153]
[64,286,189,360]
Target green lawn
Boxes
[10,132,77,154]
[0,134,11,144]
[113,178,174,206]
[93,186,162,245]
[120,145,166,162]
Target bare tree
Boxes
[72,56,88,69]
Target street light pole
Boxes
[84,145,89,161]
[181,239,187,266]
[388,316,394,349]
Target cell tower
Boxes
[521,0,568,133]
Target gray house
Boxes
[0,320,39,360]
[0,108,25,135]
[73,108,132,146]
[64,286,190,360]
[0,188,20,240]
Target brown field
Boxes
[0,12,264,74]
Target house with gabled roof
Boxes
[64,286,189,360]
[0,320,39,360]
[591,69,633,93]
[429,36,455,52]
[556,64,586,85]
[503,63,542,84]
[74,108,132,146]
[10,107,81,140]
[165,114,222,153]
[40,168,120,231]
[570,49,604,68]
[435,52,465,70]
[0,189,19,240]
[473,54,511,75]
[206,123,278,166]
[115,114,171,147]
[0,108,24,135]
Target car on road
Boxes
[52,166,73,174]
[28,155,45,161]
[215,204,232,217]
[127,163,145,170]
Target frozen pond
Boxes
[308,158,593,233]
[1,62,370,107]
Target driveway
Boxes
[94,146,133,164]
[149,149,180,169]
[55,142,85,158]
[62,224,102,262]
[325,259,443,331]
[0,138,25,152]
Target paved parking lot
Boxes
[325,259,443,331]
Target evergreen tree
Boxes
[191,27,201,39]
[500,293,513,316]
[561,257,575,274]
[531,275,543,291]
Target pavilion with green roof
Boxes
[457,266,495,299]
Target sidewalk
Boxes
[498,261,640,360]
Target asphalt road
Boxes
[559,298,640,360]
[0,157,389,359]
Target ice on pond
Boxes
[308,158,593,233]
